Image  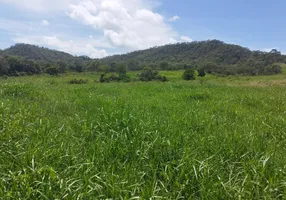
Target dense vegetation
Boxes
[102,40,285,75]
[1,40,285,77]
[0,44,91,76]
[3,43,76,63]
[0,71,285,199]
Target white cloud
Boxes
[1,0,191,56]
[13,35,108,58]
[180,36,192,42]
[0,0,80,12]
[41,20,50,26]
[69,0,178,50]
[169,15,180,22]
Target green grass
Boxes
[0,72,286,199]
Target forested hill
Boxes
[103,40,253,65]
[0,44,92,76]
[0,40,285,76]
[102,40,285,75]
[3,44,77,63]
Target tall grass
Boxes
[0,73,285,199]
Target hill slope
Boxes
[0,44,92,76]
[1,40,285,76]
[102,40,253,65]
[3,44,76,63]
[101,40,286,74]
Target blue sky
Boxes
[0,0,285,58]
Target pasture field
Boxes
[0,71,286,199]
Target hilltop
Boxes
[3,43,91,64]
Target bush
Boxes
[160,76,168,82]
[116,64,127,75]
[183,69,196,80]
[198,68,206,77]
[139,67,168,82]
[99,73,131,83]
[75,65,84,72]
[45,66,59,75]
[263,64,282,75]
[68,79,88,84]
[100,74,109,83]
[118,73,131,82]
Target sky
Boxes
[0,0,285,58]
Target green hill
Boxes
[102,40,286,75]
[1,40,285,76]
[3,44,77,63]
[0,44,91,76]
[102,40,252,65]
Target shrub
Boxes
[68,79,88,84]
[183,69,196,80]
[75,65,84,72]
[118,73,131,82]
[139,67,168,82]
[263,64,282,75]
[99,73,131,83]
[100,74,109,83]
[160,76,168,82]
[139,67,158,81]
[45,66,59,75]
[198,68,206,77]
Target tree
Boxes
[139,67,167,82]
[139,67,158,81]
[116,63,127,75]
[7,56,23,73]
[160,62,169,70]
[97,65,110,73]
[109,62,117,72]
[183,69,196,80]
[263,64,282,75]
[0,56,10,75]
[57,61,67,73]
[75,65,84,72]
[74,60,85,72]
[45,66,59,75]
[88,61,100,72]
[201,63,218,74]
[100,74,107,83]
[127,60,141,71]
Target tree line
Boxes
[1,41,285,77]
